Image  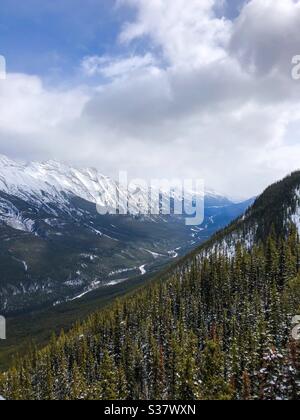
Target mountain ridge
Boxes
[0,153,235,213]
[190,170,300,259]
[0,154,252,313]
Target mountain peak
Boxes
[0,154,19,167]
[0,153,238,208]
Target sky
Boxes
[1,0,300,197]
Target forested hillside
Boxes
[0,174,300,400]
[196,171,300,259]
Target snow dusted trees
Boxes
[0,229,300,400]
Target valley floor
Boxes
[0,261,172,371]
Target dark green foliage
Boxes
[1,228,299,400]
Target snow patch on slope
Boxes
[200,223,257,259]
[290,189,300,235]
[139,265,147,275]
[0,196,35,232]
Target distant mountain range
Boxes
[0,154,253,313]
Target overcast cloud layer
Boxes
[1,0,300,197]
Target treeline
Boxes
[0,227,300,400]
[196,171,300,256]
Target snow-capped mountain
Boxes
[0,154,231,229]
[0,154,130,219]
[0,154,252,313]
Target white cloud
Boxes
[0,73,89,160]
[230,0,300,76]
[119,0,231,67]
[1,0,300,197]
[81,53,158,80]
[0,74,87,133]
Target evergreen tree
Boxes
[99,351,118,400]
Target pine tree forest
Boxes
[0,227,299,400]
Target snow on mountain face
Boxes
[0,155,156,216]
[0,154,230,231]
[0,154,115,209]
[0,193,35,232]
[198,178,300,260]
[290,188,300,235]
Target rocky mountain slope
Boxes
[0,155,252,313]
